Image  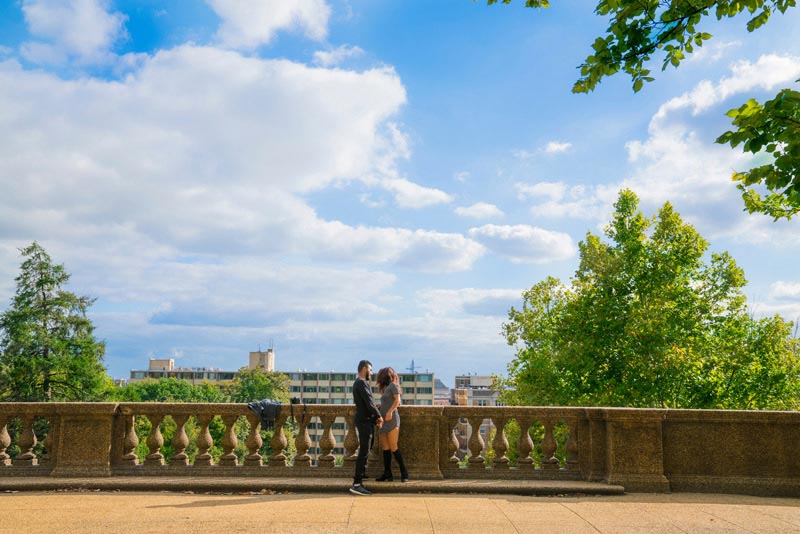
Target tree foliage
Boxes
[716,86,800,219]
[0,242,111,401]
[226,367,291,403]
[501,190,800,409]
[112,377,229,402]
[488,0,800,219]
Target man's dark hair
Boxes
[357,360,372,373]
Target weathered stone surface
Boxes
[1,403,799,497]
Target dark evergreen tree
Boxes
[0,242,110,401]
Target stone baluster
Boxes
[515,417,535,469]
[467,416,486,468]
[541,418,559,470]
[318,415,337,468]
[268,414,288,467]
[170,414,190,466]
[194,414,214,466]
[565,419,580,471]
[491,416,510,469]
[447,416,460,465]
[293,415,312,468]
[145,415,165,466]
[0,416,11,466]
[41,419,54,466]
[244,412,263,467]
[342,415,358,467]
[219,415,239,466]
[121,414,139,466]
[14,415,38,466]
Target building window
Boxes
[416,387,432,394]
[402,387,415,394]
[332,373,346,381]
[318,386,329,393]
[416,374,433,382]
[303,386,317,393]
[317,373,330,381]
[417,399,432,405]
[290,386,301,393]
[304,373,318,381]
[290,373,301,381]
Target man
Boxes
[350,359,383,496]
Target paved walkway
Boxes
[2,490,799,533]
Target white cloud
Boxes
[0,46,482,272]
[516,55,800,244]
[515,181,616,220]
[515,181,566,201]
[378,178,453,209]
[21,0,127,64]
[417,288,521,317]
[514,140,572,159]
[620,56,800,244]
[313,45,364,67]
[208,0,331,50]
[543,141,572,154]
[686,39,742,64]
[770,281,800,300]
[652,54,800,124]
[468,224,575,264]
[454,202,504,219]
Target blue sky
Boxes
[1,1,799,384]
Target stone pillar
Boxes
[601,408,670,492]
[399,406,443,479]
[51,403,117,477]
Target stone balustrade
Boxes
[1,403,799,496]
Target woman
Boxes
[375,366,408,482]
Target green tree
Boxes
[227,367,290,403]
[501,190,800,409]
[488,0,800,219]
[113,377,229,402]
[0,242,111,401]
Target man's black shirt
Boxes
[352,376,381,424]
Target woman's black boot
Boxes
[375,450,393,481]
[393,449,409,482]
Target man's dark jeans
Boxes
[353,420,373,485]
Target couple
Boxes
[350,359,409,496]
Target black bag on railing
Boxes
[247,399,282,431]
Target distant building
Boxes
[128,349,276,385]
[249,349,275,371]
[434,378,450,406]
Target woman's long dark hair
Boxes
[376,367,398,392]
